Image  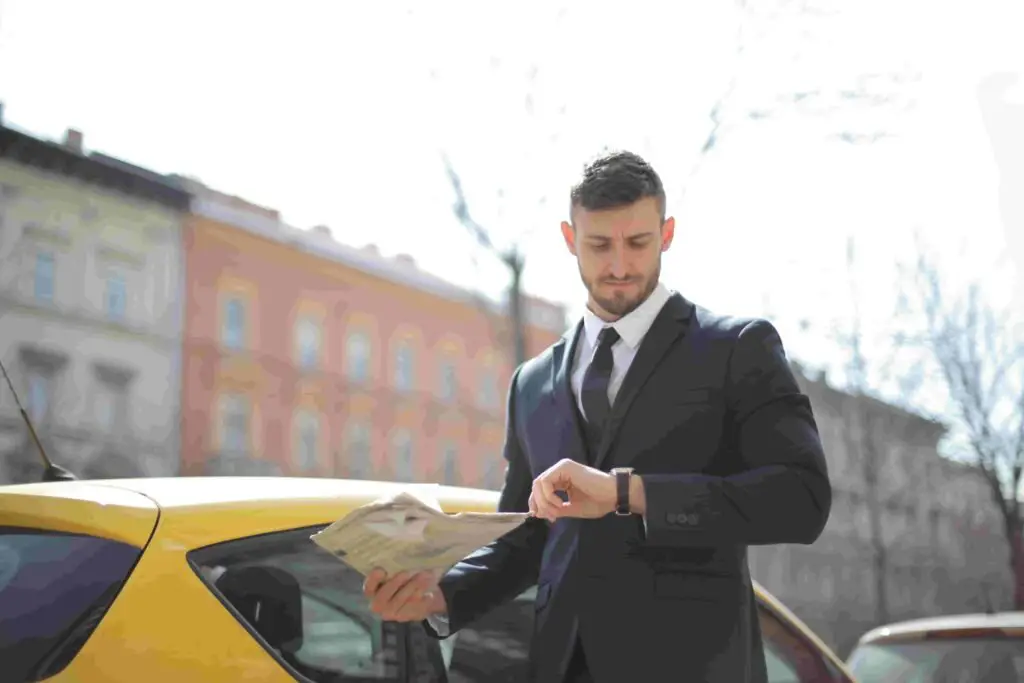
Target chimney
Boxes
[64,128,84,154]
[312,225,332,238]
[0,101,5,126]
[394,253,416,268]
[362,244,380,257]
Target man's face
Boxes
[561,196,675,320]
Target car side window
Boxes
[0,527,142,682]
[189,525,403,682]
[758,603,844,683]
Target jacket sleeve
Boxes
[423,364,549,638]
[639,319,832,547]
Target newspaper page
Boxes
[310,488,529,578]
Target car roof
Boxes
[1,476,501,547]
[858,612,1024,645]
[2,476,500,509]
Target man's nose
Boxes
[609,246,628,278]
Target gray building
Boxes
[0,122,191,482]
[750,364,1010,656]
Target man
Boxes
[364,151,832,682]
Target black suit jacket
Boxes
[427,293,832,683]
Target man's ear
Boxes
[561,221,577,256]
[660,217,675,252]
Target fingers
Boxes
[530,459,581,521]
[363,567,388,597]
[365,569,438,622]
[539,475,564,510]
[531,478,566,521]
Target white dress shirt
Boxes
[571,282,672,418]
[428,283,673,638]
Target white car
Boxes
[847,611,1024,682]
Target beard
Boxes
[580,259,660,319]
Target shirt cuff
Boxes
[427,613,451,637]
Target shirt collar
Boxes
[581,282,672,351]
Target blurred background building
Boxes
[0,123,190,482]
[751,366,1009,655]
[175,174,565,485]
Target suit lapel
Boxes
[593,293,695,470]
[551,320,589,464]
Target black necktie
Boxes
[581,327,620,455]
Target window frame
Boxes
[757,598,849,682]
[393,342,415,394]
[292,409,321,471]
[345,331,372,383]
[34,250,55,302]
[186,524,414,683]
[222,296,247,350]
[105,270,128,321]
[390,429,414,482]
[294,317,322,370]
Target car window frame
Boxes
[187,523,414,683]
[757,597,849,682]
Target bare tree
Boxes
[907,244,1024,608]
[829,236,932,623]
[441,156,529,368]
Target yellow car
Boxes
[0,477,855,682]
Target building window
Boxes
[439,441,459,485]
[482,452,505,490]
[295,317,321,370]
[219,394,250,456]
[222,297,246,350]
[293,410,320,471]
[478,368,500,408]
[34,252,54,302]
[345,420,372,478]
[394,342,415,394]
[345,331,371,383]
[390,429,414,482]
[105,272,127,321]
[93,378,127,435]
[438,358,458,403]
[25,369,51,424]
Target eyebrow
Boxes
[586,232,656,242]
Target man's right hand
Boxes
[363,568,447,622]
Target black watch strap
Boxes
[613,468,633,516]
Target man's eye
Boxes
[590,243,609,252]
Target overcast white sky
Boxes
[1,0,1021,385]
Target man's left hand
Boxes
[529,459,616,521]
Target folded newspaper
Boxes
[310,487,529,578]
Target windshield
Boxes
[848,637,1024,683]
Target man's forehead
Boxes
[572,197,662,236]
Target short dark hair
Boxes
[569,150,666,223]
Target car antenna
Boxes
[0,357,77,481]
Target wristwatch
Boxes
[611,467,634,516]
